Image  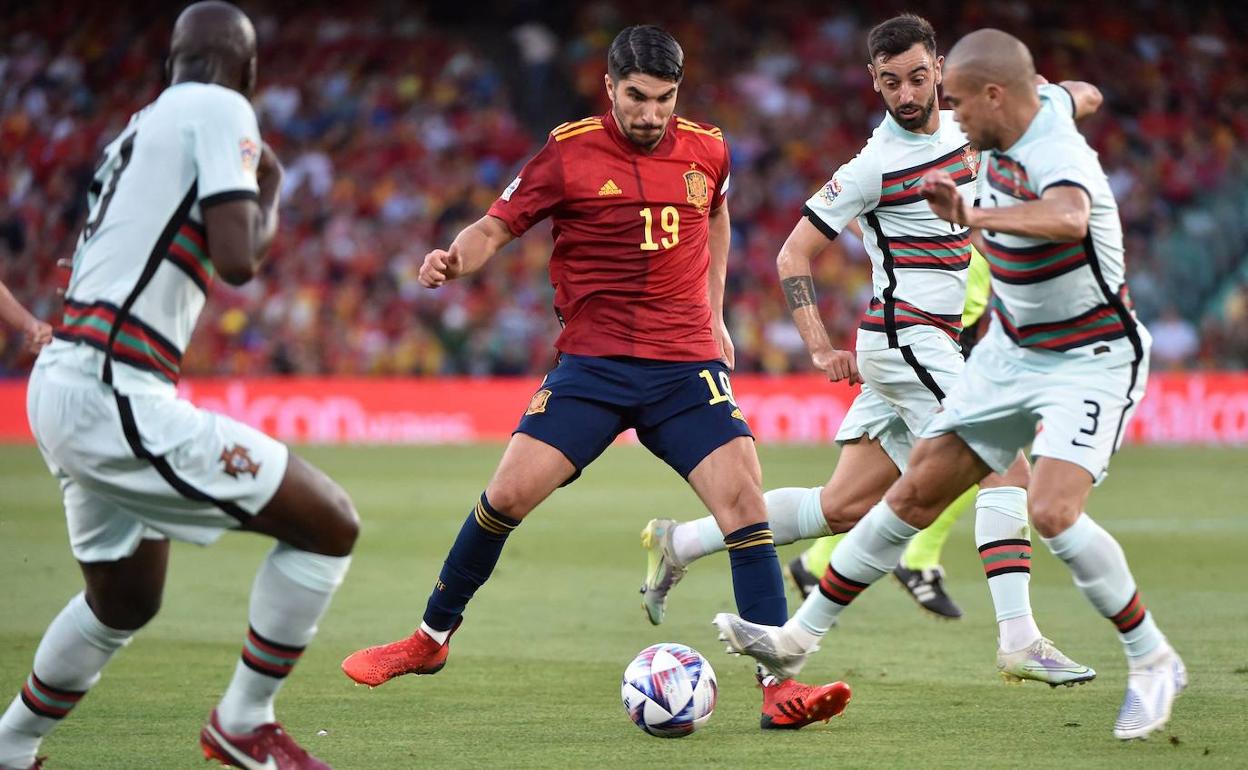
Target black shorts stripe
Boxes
[200,189,259,208]
[899,344,945,401]
[113,392,249,523]
[1082,233,1144,452]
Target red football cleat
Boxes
[200,709,330,769]
[340,620,461,687]
[759,677,852,730]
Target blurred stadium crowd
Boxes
[2,0,1247,377]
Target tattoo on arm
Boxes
[782,275,817,311]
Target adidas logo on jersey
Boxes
[598,179,622,196]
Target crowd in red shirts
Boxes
[2,1,1246,377]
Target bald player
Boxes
[0,3,356,768]
[711,28,1184,741]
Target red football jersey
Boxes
[487,111,731,361]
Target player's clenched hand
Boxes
[24,318,52,354]
[419,244,464,288]
[812,347,861,385]
[919,170,970,227]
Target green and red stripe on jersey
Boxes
[241,626,305,679]
[859,297,962,342]
[977,539,1032,579]
[879,143,975,207]
[1109,591,1148,634]
[986,155,1038,201]
[166,220,213,292]
[817,566,869,606]
[991,295,1129,352]
[982,238,1088,284]
[20,672,86,719]
[889,232,972,271]
[54,299,182,383]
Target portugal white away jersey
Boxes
[803,110,978,351]
[53,82,262,394]
[977,84,1145,365]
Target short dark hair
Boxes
[607,25,684,83]
[867,14,937,63]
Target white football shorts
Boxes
[27,350,288,562]
[921,325,1148,484]
[836,329,964,472]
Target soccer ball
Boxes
[621,643,717,738]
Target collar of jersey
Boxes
[881,110,945,144]
[603,110,678,156]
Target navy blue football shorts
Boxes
[515,353,754,484]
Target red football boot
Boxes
[200,709,330,769]
[340,619,461,687]
[759,676,852,729]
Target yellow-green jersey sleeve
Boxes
[962,245,991,327]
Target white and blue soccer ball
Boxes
[621,643,717,738]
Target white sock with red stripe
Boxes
[0,592,132,767]
[216,544,349,735]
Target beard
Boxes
[613,106,665,148]
[890,90,937,131]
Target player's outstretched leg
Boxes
[891,486,974,619]
[716,434,986,678]
[978,454,1094,688]
[645,437,896,624]
[203,452,359,770]
[1030,459,1184,739]
[341,434,571,687]
[0,538,165,770]
[687,437,850,729]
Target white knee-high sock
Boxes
[671,487,827,565]
[216,544,350,734]
[787,499,918,644]
[0,593,133,767]
[1042,513,1165,660]
[974,487,1041,651]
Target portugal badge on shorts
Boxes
[525,389,552,416]
[220,444,261,479]
[684,166,709,211]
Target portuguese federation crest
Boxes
[962,146,980,178]
[220,444,261,479]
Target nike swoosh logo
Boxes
[902,178,923,190]
[205,723,279,770]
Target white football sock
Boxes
[1043,513,1165,660]
[763,486,830,544]
[0,592,132,767]
[974,486,1042,650]
[788,499,918,638]
[216,544,350,734]
[670,516,725,565]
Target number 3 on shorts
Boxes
[699,369,737,406]
[1071,399,1101,448]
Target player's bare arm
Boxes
[202,141,283,285]
[707,202,734,369]
[1060,80,1102,120]
[0,279,51,353]
[419,214,515,289]
[920,170,1090,241]
[776,217,861,385]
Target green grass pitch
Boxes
[1,443,1246,768]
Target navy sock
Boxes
[422,493,521,631]
[724,523,788,626]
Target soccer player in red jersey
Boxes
[342,25,850,729]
